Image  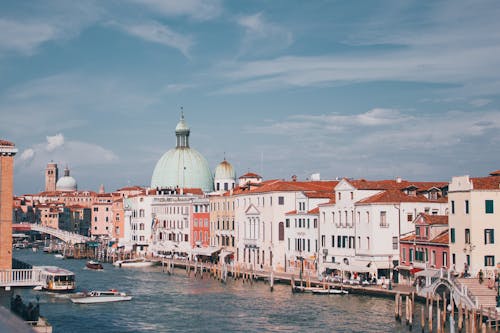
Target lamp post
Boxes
[388,255,393,290]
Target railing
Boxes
[31,224,90,243]
[0,269,43,287]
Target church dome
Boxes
[56,167,77,192]
[215,159,236,180]
[151,113,214,193]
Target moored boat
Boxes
[86,260,104,270]
[70,290,132,304]
[113,258,154,268]
[312,288,349,295]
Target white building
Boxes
[319,178,448,281]
[233,177,337,272]
[448,170,500,278]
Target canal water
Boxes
[13,249,431,333]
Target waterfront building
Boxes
[192,197,210,248]
[123,192,155,254]
[318,178,448,281]
[448,170,500,278]
[284,191,334,275]
[91,193,114,238]
[233,176,338,272]
[0,139,17,269]
[151,113,214,193]
[209,190,236,260]
[399,213,449,284]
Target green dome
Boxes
[151,147,214,192]
[151,113,214,192]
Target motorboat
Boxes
[70,290,132,304]
[54,254,64,259]
[86,260,104,270]
[312,288,349,295]
[113,258,154,268]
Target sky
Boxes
[1,0,500,195]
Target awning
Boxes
[192,247,221,257]
[410,267,423,275]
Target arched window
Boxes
[278,222,285,241]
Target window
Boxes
[485,229,494,244]
[450,228,455,243]
[402,248,406,262]
[278,222,284,241]
[278,196,284,205]
[465,200,469,214]
[451,200,455,214]
[409,248,414,262]
[338,192,341,200]
[485,256,495,266]
[465,228,471,244]
[285,219,290,228]
[314,219,317,228]
[443,252,448,268]
[452,253,456,265]
[331,236,335,247]
[337,235,342,248]
[392,237,398,250]
[366,237,370,250]
[486,200,494,214]
[321,235,325,247]
[380,211,387,227]
[407,213,413,222]
[194,219,198,227]
[416,227,420,236]
[350,192,354,200]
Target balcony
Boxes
[243,238,258,248]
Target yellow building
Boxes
[0,140,17,270]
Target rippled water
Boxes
[14,249,430,333]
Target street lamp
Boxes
[388,255,393,290]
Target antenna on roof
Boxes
[260,152,264,178]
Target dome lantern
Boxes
[175,110,190,148]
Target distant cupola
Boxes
[175,111,190,148]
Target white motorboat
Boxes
[312,288,349,295]
[70,290,132,304]
[54,254,64,259]
[113,258,154,268]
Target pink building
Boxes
[399,213,449,284]
[91,194,113,237]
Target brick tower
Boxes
[0,139,17,270]
[45,162,58,192]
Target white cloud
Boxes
[128,0,222,20]
[46,133,65,152]
[19,148,35,162]
[18,135,118,172]
[469,99,492,107]
[236,13,293,57]
[112,21,193,57]
[0,19,58,54]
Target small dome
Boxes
[56,167,77,192]
[175,112,190,134]
[215,160,236,180]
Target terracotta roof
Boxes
[401,234,416,242]
[239,172,262,179]
[345,179,447,191]
[246,180,338,194]
[307,207,320,214]
[176,188,204,195]
[417,213,448,225]
[0,139,14,146]
[471,176,500,190]
[304,192,336,199]
[489,170,500,176]
[356,190,447,204]
[285,210,297,215]
[431,230,449,244]
[117,186,145,191]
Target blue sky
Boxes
[1,0,499,194]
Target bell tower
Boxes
[0,139,18,269]
[45,162,58,192]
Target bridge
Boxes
[13,223,91,244]
[0,268,44,288]
[417,268,482,310]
